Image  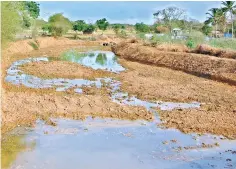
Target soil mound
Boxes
[112,41,236,85]
[193,44,236,59]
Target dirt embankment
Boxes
[112,41,236,85]
[193,44,236,59]
[118,59,236,139]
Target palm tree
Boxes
[222,1,236,38]
[205,8,225,37]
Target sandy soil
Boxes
[118,59,236,139]
[19,61,114,80]
[2,37,236,139]
[112,41,236,85]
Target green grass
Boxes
[207,38,236,50]
[28,41,39,50]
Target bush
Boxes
[135,22,150,33]
[185,31,205,48]
[48,13,72,37]
[82,24,95,34]
[50,26,63,37]
[186,39,194,48]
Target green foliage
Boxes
[73,20,86,32]
[208,38,236,50]
[28,40,39,50]
[202,24,213,35]
[82,24,96,34]
[1,1,22,47]
[96,53,107,66]
[186,39,194,48]
[96,18,109,31]
[112,24,121,34]
[48,13,72,37]
[23,1,40,19]
[186,31,205,48]
[153,6,186,31]
[22,14,31,28]
[118,30,128,38]
[135,22,150,33]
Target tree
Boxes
[48,13,72,37]
[96,18,109,32]
[72,20,86,39]
[23,1,40,19]
[222,1,236,38]
[153,6,186,31]
[135,22,150,33]
[202,24,213,35]
[82,24,95,34]
[73,20,86,32]
[205,8,225,37]
[1,2,22,47]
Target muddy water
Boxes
[7,118,236,169]
[4,50,236,169]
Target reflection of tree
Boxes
[61,50,86,62]
[96,53,107,66]
[1,135,36,168]
[88,52,95,57]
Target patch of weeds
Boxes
[28,40,39,50]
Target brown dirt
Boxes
[2,90,152,134]
[117,59,236,139]
[193,44,236,59]
[19,60,114,80]
[112,41,236,85]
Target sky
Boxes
[39,1,222,24]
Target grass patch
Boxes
[207,38,236,50]
[28,40,39,50]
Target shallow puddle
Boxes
[6,118,236,169]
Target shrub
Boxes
[186,39,194,48]
[28,40,39,50]
[48,13,72,37]
[135,22,150,33]
[82,24,95,34]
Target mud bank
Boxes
[112,41,236,85]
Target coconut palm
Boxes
[205,8,225,37]
[222,1,236,38]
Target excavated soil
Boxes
[117,59,236,139]
[112,41,236,85]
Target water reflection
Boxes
[59,50,125,73]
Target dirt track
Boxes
[2,37,236,139]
